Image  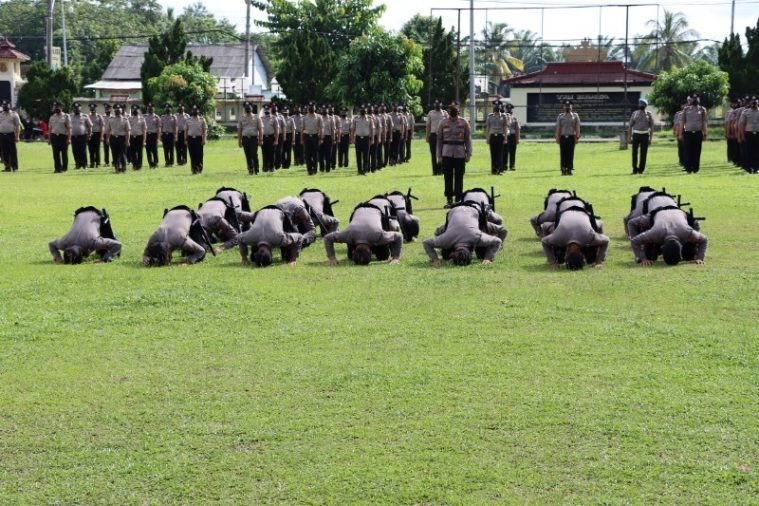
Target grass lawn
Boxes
[0,136,757,505]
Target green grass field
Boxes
[1,137,757,504]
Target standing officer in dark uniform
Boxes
[555,100,581,175]
[102,104,112,167]
[338,107,351,168]
[301,103,322,175]
[319,105,335,172]
[144,103,161,169]
[272,103,286,169]
[425,100,447,175]
[260,105,279,173]
[485,100,507,175]
[160,104,177,167]
[238,102,263,174]
[128,105,147,170]
[678,94,708,174]
[0,101,21,172]
[503,102,519,171]
[48,101,71,173]
[175,104,189,166]
[185,105,207,174]
[282,107,295,168]
[70,102,91,170]
[437,102,472,207]
[628,98,654,174]
[292,105,304,166]
[87,104,103,168]
[351,104,374,176]
[105,104,130,172]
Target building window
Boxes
[229,108,236,121]
[215,110,222,121]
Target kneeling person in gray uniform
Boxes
[49,206,122,264]
[142,206,214,266]
[461,187,503,225]
[217,205,303,267]
[275,196,317,247]
[530,189,574,237]
[214,187,255,225]
[541,205,609,270]
[323,202,403,266]
[198,197,242,243]
[423,203,502,266]
[628,206,707,266]
[298,188,340,236]
[385,189,421,242]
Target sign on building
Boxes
[527,91,640,123]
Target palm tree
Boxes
[470,21,524,94]
[634,10,699,72]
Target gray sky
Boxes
[160,0,758,46]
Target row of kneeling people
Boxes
[48,187,509,267]
[47,185,707,268]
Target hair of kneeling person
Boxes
[452,246,472,266]
[145,242,171,266]
[352,244,372,265]
[63,246,84,265]
[565,243,585,271]
[661,238,683,266]
[253,245,273,267]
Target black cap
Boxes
[164,103,171,109]
[504,102,514,109]
[73,102,81,108]
[493,100,502,106]
[433,99,441,105]
[282,107,290,114]
[191,104,199,110]
[1,100,8,106]
[147,103,154,108]
[88,103,97,109]
[104,103,112,110]
[263,105,270,111]
[53,101,62,107]
[563,100,572,105]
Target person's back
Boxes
[54,210,101,249]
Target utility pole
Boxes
[730,0,736,34]
[456,9,461,105]
[46,0,55,68]
[61,0,68,67]
[469,0,476,131]
[244,0,251,80]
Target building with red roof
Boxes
[0,38,31,107]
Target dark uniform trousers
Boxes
[162,133,175,166]
[398,133,406,163]
[442,156,466,202]
[187,136,203,174]
[242,136,259,173]
[304,134,319,175]
[319,136,333,172]
[390,130,402,165]
[355,136,370,175]
[0,133,18,171]
[428,133,441,175]
[631,133,650,173]
[405,132,412,162]
[383,138,390,167]
[262,134,276,172]
[72,135,88,169]
[146,133,159,168]
[682,131,703,173]
[176,131,187,165]
[677,138,685,167]
[746,131,759,173]
[110,135,127,172]
[488,134,504,174]
[294,133,303,165]
[505,133,517,170]
[103,136,110,166]
[559,135,576,173]
[275,133,284,169]
[88,133,101,167]
[129,136,144,169]
[727,137,738,164]
[283,133,293,168]
[369,139,379,172]
[330,136,338,169]
[51,134,69,172]
[338,134,350,167]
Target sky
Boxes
[160,0,758,47]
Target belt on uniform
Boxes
[263,134,275,137]
[188,135,202,139]
[304,133,318,136]
[443,141,465,145]
[357,136,368,139]
[748,131,759,134]
[561,135,575,138]
[685,130,701,133]
[242,135,257,138]
[490,133,504,136]
[633,130,650,134]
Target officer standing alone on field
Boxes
[628,98,654,174]
[49,101,72,173]
[678,94,708,174]
[437,101,472,207]
[485,100,508,175]
[503,102,520,171]
[0,100,21,172]
[425,100,448,176]
[555,100,580,176]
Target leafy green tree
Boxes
[329,32,424,115]
[648,60,729,120]
[179,3,240,43]
[141,20,214,105]
[400,14,440,47]
[146,61,217,117]
[415,17,469,108]
[633,10,699,72]
[18,61,79,120]
[719,17,759,98]
[252,0,385,103]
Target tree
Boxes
[401,14,440,47]
[18,61,79,120]
[467,21,524,95]
[252,0,385,103]
[179,3,240,43]
[719,17,759,98]
[146,61,217,118]
[141,20,214,105]
[417,17,469,108]
[633,10,699,72]
[648,60,729,121]
[329,32,424,115]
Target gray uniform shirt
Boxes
[302,113,322,135]
[185,116,207,137]
[238,114,262,137]
[261,115,278,136]
[740,107,759,132]
[541,210,609,263]
[323,206,403,259]
[128,114,146,136]
[629,209,707,261]
[198,199,238,240]
[556,112,580,136]
[292,114,304,133]
[391,112,406,132]
[70,114,92,136]
[223,207,302,259]
[461,190,503,225]
[531,191,574,234]
[625,194,677,239]
[300,191,339,233]
[106,116,130,137]
[144,209,205,264]
[437,117,472,159]
[680,106,707,132]
[161,114,177,136]
[423,205,501,261]
[275,196,316,245]
[285,116,296,134]
[48,210,122,261]
[486,113,507,135]
[629,110,654,131]
[339,116,352,134]
[426,109,448,135]
[0,110,21,134]
[89,113,104,134]
[49,113,71,135]
[145,113,161,134]
[352,115,373,137]
[215,190,255,223]
[322,115,335,137]
[176,112,189,132]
